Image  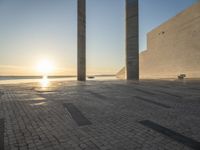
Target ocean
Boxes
[0,76,117,84]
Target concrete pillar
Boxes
[126,0,139,80]
[77,0,86,81]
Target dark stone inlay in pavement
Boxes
[135,88,156,96]
[0,118,5,150]
[0,91,4,98]
[140,120,200,150]
[63,103,92,126]
[191,88,200,91]
[87,91,106,99]
[157,90,182,98]
[135,96,171,108]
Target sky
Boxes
[0,0,198,76]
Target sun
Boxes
[36,59,54,75]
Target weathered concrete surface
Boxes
[140,2,200,79]
[126,0,139,80]
[1,79,200,150]
[78,0,86,81]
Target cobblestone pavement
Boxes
[0,79,200,150]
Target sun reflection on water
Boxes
[40,75,50,88]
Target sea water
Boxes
[0,76,117,84]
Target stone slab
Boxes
[140,120,200,150]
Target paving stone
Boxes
[0,80,200,150]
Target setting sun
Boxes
[36,59,55,75]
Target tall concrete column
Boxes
[77,0,86,81]
[126,0,139,80]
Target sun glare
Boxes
[37,59,54,75]
[36,59,54,88]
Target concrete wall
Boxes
[140,2,200,79]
